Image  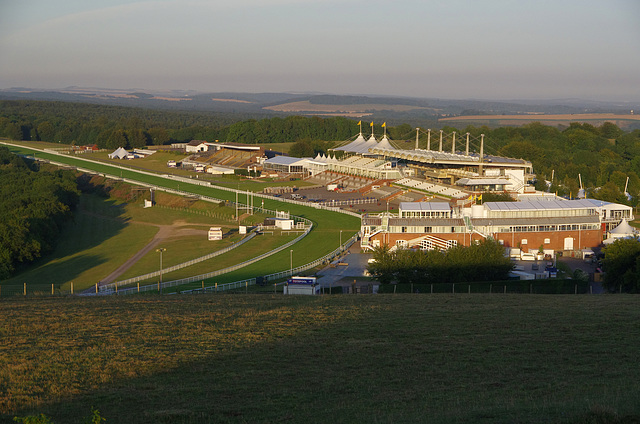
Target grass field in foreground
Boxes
[1,295,639,424]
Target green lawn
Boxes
[114,233,242,281]
[1,295,639,424]
[0,193,278,293]
[2,142,362,288]
[119,231,299,285]
[9,140,312,192]
[1,196,158,293]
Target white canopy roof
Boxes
[610,219,637,236]
[108,147,129,159]
[335,134,367,152]
[377,135,396,150]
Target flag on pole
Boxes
[370,122,374,127]
[382,122,386,127]
[357,121,361,126]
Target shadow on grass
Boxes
[1,194,128,291]
[0,254,107,295]
[3,296,640,424]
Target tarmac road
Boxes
[316,244,373,288]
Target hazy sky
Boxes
[1,0,639,101]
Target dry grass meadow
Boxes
[2,294,639,424]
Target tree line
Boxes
[367,239,513,285]
[0,147,79,279]
[2,100,640,205]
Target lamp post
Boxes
[340,230,343,252]
[290,249,293,276]
[156,248,166,284]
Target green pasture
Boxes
[2,295,639,423]
[1,196,158,293]
[12,140,311,192]
[258,141,295,153]
[114,233,242,281]
[0,193,278,292]
[2,143,361,291]
[119,231,299,285]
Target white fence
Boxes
[179,233,359,294]
[100,232,258,291]
[4,143,363,294]
[100,223,316,295]
[318,198,377,207]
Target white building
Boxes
[186,140,211,153]
[208,227,223,241]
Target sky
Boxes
[1,0,639,101]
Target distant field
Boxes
[1,295,639,423]
[258,141,294,153]
[9,140,314,192]
[440,113,640,128]
[264,100,431,116]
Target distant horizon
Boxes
[1,1,639,103]
[2,85,639,106]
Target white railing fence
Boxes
[180,233,359,295]
[99,221,316,295]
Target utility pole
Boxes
[156,248,166,285]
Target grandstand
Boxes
[394,177,469,200]
[187,143,264,170]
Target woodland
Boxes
[1,100,639,205]
[0,147,79,279]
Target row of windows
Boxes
[394,226,465,233]
[400,211,451,219]
[487,209,597,219]
[384,223,600,234]
[489,224,600,232]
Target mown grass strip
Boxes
[3,143,361,287]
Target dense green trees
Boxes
[0,147,79,279]
[367,239,513,285]
[288,138,335,157]
[2,100,640,205]
[602,238,640,293]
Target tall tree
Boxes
[602,238,640,293]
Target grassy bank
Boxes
[2,143,362,287]
[0,186,272,292]
[1,295,639,423]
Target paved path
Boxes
[316,244,372,287]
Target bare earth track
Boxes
[94,217,210,285]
